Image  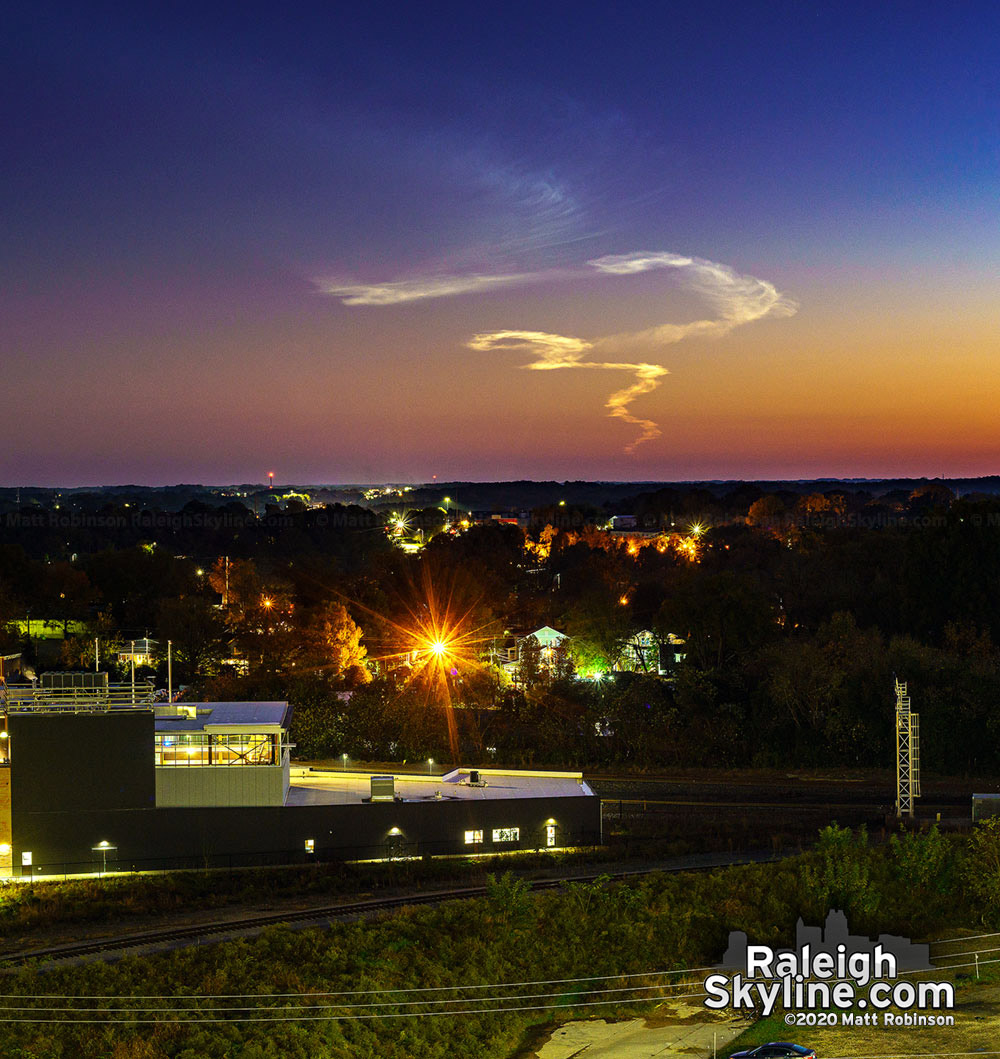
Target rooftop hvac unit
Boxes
[467,769,487,787]
[370,775,395,802]
[41,671,109,692]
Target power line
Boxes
[931,944,1000,961]
[932,929,1000,944]
[0,980,697,1014]
[0,964,714,1002]
[0,991,710,1024]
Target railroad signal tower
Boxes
[895,678,920,818]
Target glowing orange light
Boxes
[344,566,502,763]
[261,596,274,609]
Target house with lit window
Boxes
[0,690,599,877]
[498,626,571,682]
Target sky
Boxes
[3,1,1000,485]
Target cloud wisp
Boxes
[323,250,797,451]
[316,271,536,306]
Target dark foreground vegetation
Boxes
[0,822,997,1058]
[4,482,1000,774]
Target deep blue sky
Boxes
[4,2,999,484]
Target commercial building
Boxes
[0,689,600,877]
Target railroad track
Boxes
[0,851,784,968]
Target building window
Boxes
[154,732,278,766]
[464,830,483,844]
[546,824,556,847]
[304,839,315,853]
[492,827,519,843]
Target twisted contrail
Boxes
[469,253,797,451]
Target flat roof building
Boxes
[0,693,600,877]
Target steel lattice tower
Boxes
[895,678,921,818]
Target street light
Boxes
[427,757,434,775]
[91,840,116,877]
[341,753,348,772]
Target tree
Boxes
[156,597,228,678]
[746,495,787,530]
[208,557,261,612]
[300,602,371,684]
[38,561,97,634]
[656,570,776,669]
[512,635,543,688]
[564,587,632,675]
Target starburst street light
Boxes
[390,511,410,535]
[349,563,501,761]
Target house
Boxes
[498,626,571,683]
[118,638,158,666]
[615,631,686,675]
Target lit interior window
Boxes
[492,827,519,843]
[546,824,556,847]
[464,830,483,844]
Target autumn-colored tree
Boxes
[301,601,371,684]
[208,557,262,613]
[795,493,833,521]
[746,494,787,529]
[525,523,557,561]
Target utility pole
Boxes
[167,640,172,703]
[895,678,920,818]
